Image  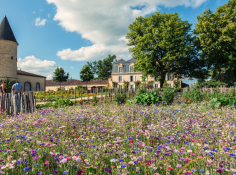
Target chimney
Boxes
[115,59,117,62]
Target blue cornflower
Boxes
[80,143,83,146]
[119,158,124,162]
[35,163,39,166]
[90,140,94,143]
[92,145,96,147]
[24,167,30,171]
[10,131,14,134]
[122,164,127,168]
[199,169,205,173]
[63,170,69,174]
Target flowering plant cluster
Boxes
[0,102,235,174]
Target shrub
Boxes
[134,91,162,105]
[162,87,175,105]
[182,83,203,103]
[114,90,127,104]
[163,80,167,88]
[136,84,148,96]
[173,80,180,88]
[134,80,141,89]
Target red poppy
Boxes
[149,140,154,143]
[129,140,133,143]
[75,136,80,138]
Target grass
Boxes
[0,101,235,174]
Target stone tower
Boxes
[0,16,18,81]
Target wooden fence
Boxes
[183,85,235,95]
[0,92,36,116]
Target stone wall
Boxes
[0,40,18,80]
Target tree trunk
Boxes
[86,82,87,91]
[159,73,166,88]
[60,82,61,90]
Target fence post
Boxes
[101,87,103,102]
[74,89,76,104]
[0,94,2,111]
[211,87,212,94]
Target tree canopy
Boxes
[193,0,236,85]
[87,54,116,80]
[52,67,69,89]
[126,12,206,88]
[80,64,94,90]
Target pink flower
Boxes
[187,171,192,174]
[186,158,191,161]
[169,167,173,170]
[45,161,49,165]
[66,157,71,160]
[140,142,145,147]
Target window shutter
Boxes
[134,76,136,81]
[171,74,173,80]
[128,85,130,90]
[153,77,155,81]
[145,77,147,81]
[133,84,135,90]
[129,76,130,82]
[153,84,155,88]
[122,76,124,82]
[165,75,168,80]
[117,76,119,82]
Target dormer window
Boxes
[119,67,122,73]
[130,66,133,72]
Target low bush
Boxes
[134,91,162,105]
[162,87,175,105]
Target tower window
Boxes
[11,56,13,60]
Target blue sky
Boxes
[0,0,230,85]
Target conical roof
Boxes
[0,16,17,43]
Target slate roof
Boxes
[0,16,17,43]
[17,70,46,78]
[126,58,136,63]
[46,79,108,86]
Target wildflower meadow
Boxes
[0,100,235,175]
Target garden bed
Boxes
[0,102,235,174]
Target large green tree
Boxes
[193,0,236,85]
[52,67,69,89]
[126,12,206,88]
[87,54,116,80]
[80,64,94,90]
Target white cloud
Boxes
[47,74,53,80]
[48,14,51,18]
[46,0,207,61]
[33,11,36,14]
[70,66,74,69]
[18,55,57,80]
[35,17,47,26]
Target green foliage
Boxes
[163,80,167,88]
[112,82,118,88]
[57,87,65,91]
[75,85,83,90]
[209,97,236,108]
[182,83,203,103]
[123,80,129,89]
[162,87,175,105]
[126,12,205,88]
[134,91,162,105]
[52,67,69,88]
[173,80,180,88]
[193,0,236,84]
[200,80,225,88]
[134,80,141,89]
[80,64,94,89]
[55,98,73,107]
[114,90,127,104]
[0,77,15,90]
[147,81,153,88]
[87,54,116,80]
[137,84,148,96]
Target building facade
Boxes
[0,16,46,91]
[109,58,181,89]
[46,79,108,92]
